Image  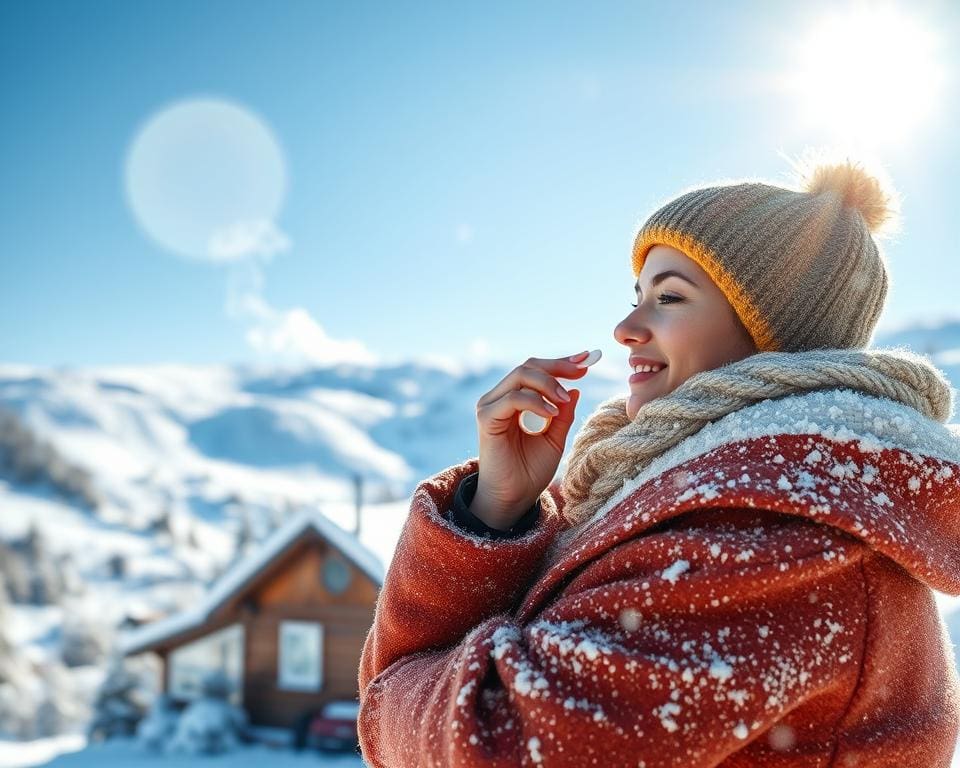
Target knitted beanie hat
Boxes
[631,153,900,353]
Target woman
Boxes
[358,155,960,767]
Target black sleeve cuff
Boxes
[447,471,541,539]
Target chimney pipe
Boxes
[353,473,363,538]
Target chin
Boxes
[625,392,649,421]
[626,381,671,420]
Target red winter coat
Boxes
[359,390,960,767]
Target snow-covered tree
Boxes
[106,552,127,579]
[185,523,200,549]
[61,615,112,667]
[0,573,34,738]
[0,685,33,739]
[166,671,248,755]
[136,693,180,751]
[0,527,75,606]
[149,508,173,539]
[0,407,99,508]
[35,697,69,738]
[233,510,254,561]
[87,657,152,741]
[0,573,18,686]
[0,541,30,603]
[16,524,65,605]
[34,662,87,738]
[30,553,64,605]
[0,654,87,740]
[22,523,43,560]
[56,552,85,596]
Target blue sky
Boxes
[2,0,958,372]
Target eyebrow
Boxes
[634,270,699,294]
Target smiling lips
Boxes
[629,355,666,384]
[629,367,665,384]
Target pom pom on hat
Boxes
[791,150,900,236]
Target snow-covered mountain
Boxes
[0,352,630,743]
[1,323,959,748]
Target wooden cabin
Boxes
[120,511,383,731]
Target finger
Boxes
[478,357,589,409]
[545,388,580,443]
[478,388,560,427]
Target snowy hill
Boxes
[0,356,630,522]
[0,353,629,748]
[0,324,959,761]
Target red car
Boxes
[294,699,360,753]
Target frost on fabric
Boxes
[589,387,960,525]
[424,491,544,550]
[527,736,543,763]
[459,527,862,763]
[490,625,522,660]
[456,679,477,707]
[555,390,960,594]
[619,607,642,631]
[660,559,690,584]
[709,658,734,681]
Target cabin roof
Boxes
[119,509,383,656]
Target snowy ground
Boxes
[0,736,367,768]
[0,734,956,767]
[0,736,85,768]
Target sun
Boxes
[783,4,947,148]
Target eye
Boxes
[631,294,683,308]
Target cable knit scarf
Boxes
[558,347,954,529]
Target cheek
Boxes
[665,316,722,378]
[699,315,752,366]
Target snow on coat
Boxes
[358,388,960,767]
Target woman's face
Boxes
[614,244,758,420]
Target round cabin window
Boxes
[322,556,351,594]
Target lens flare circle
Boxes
[124,97,287,260]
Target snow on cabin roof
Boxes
[119,509,384,656]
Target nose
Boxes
[613,308,652,347]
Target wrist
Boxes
[469,485,528,531]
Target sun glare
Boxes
[784,5,946,148]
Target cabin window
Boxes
[321,555,351,595]
[168,623,244,705]
[278,620,323,691]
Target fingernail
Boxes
[555,386,571,402]
[546,401,560,414]
[568,350,590,362]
